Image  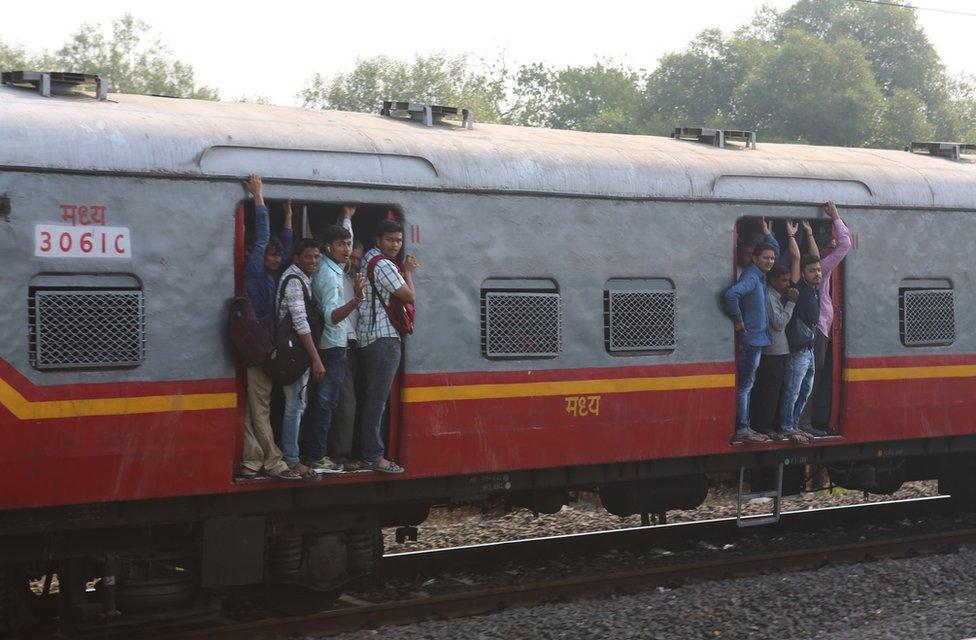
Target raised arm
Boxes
[820,201,852,277]
[279,199,295,258]
[800,220,819,259]
[243,174,269,278]
[786,220,801,284]
[758,217,780,259]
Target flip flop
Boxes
[370,460,405,474]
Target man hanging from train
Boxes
[277,238,327,480]
[750,221,808,443]
[356,218,418,473]
[305,207,366,473]
[239,174,303,480]
[329,238,368,470]
[724,241,778,444]
[798,201,852,438]
[779,253,823,435]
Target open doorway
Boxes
[235,198,406,478]
[733,217,843,439]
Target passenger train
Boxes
[2,71,976,631]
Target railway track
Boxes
[161,495,968,640]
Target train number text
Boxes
[35,224,132,259]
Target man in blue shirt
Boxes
[724,242,777,444]
[240,174,302,480]
[306,213,366,473]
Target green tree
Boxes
[736,30,882,146]
[510,61,651,134]
[54,14,217,99]
[299,53,508,123]
[642,29,765,131]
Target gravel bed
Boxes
[383,481,940,552]
[325,546,976,639]
[350,493,975,606]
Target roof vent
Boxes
[672,127,756,149]
[907,141,975,161]
[380,100,473,129]
[2,71,108,101]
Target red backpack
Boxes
[366,254,415,335]
[227,296,273,366]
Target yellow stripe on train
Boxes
[400,373,736,404]
[0,378,237,420]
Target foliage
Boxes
[301,1,975,149]
[299,53,508,123]
[0,14,217,100]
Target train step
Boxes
[736,463,783,527]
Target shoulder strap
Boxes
[366,255,385,330]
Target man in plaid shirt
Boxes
[357,218,418,474]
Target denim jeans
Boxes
[359,337,401,464]
[280,369,310,466]
[780,348,816,431]
[301,347,348,465]
[329,345,360,462]
[735,341,764,432]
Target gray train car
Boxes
[1,73,976,629]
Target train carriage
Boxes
[1,72,976,630]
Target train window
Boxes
[480,278,562,359]
[899,279,955,347]
[603,278,676,355]
[28,274,146,370]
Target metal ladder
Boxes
[736,463,784,527]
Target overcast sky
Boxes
[2,0,974,105]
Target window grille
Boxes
[605,289,676,352]
[482,291,562,358]
[900,289,954,347]
[30,289,146,369]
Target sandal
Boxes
[238,466,260,479]
[289,463,321,482]
[274,467,304,481]
[370,460,406,474]
[787,431,812,444]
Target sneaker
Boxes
[341,459,368,472]
[731,429,770,444]
[800,426,829,438]
[307,457,344,473]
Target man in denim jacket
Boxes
[724,242,777,444]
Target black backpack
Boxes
[227,296,273,367]
[262,274,324,385]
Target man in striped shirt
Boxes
[356,219,418,474]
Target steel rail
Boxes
[169,523,976,640]
[381,495,953,578]
[161,495,961,640]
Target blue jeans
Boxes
[735,341,764,432]
[301,347,348,465]
[280,369,310,466]
[780,348,816,431]
[359,338,401,464]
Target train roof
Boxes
[2,85,974,209]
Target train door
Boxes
[732,217,844,438]
[234,198,406,478]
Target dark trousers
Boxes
[359,338,401,464]
[329,344,361,462]
[799,331,830,429]
[751,353,789,433]
[300,347,348,465]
